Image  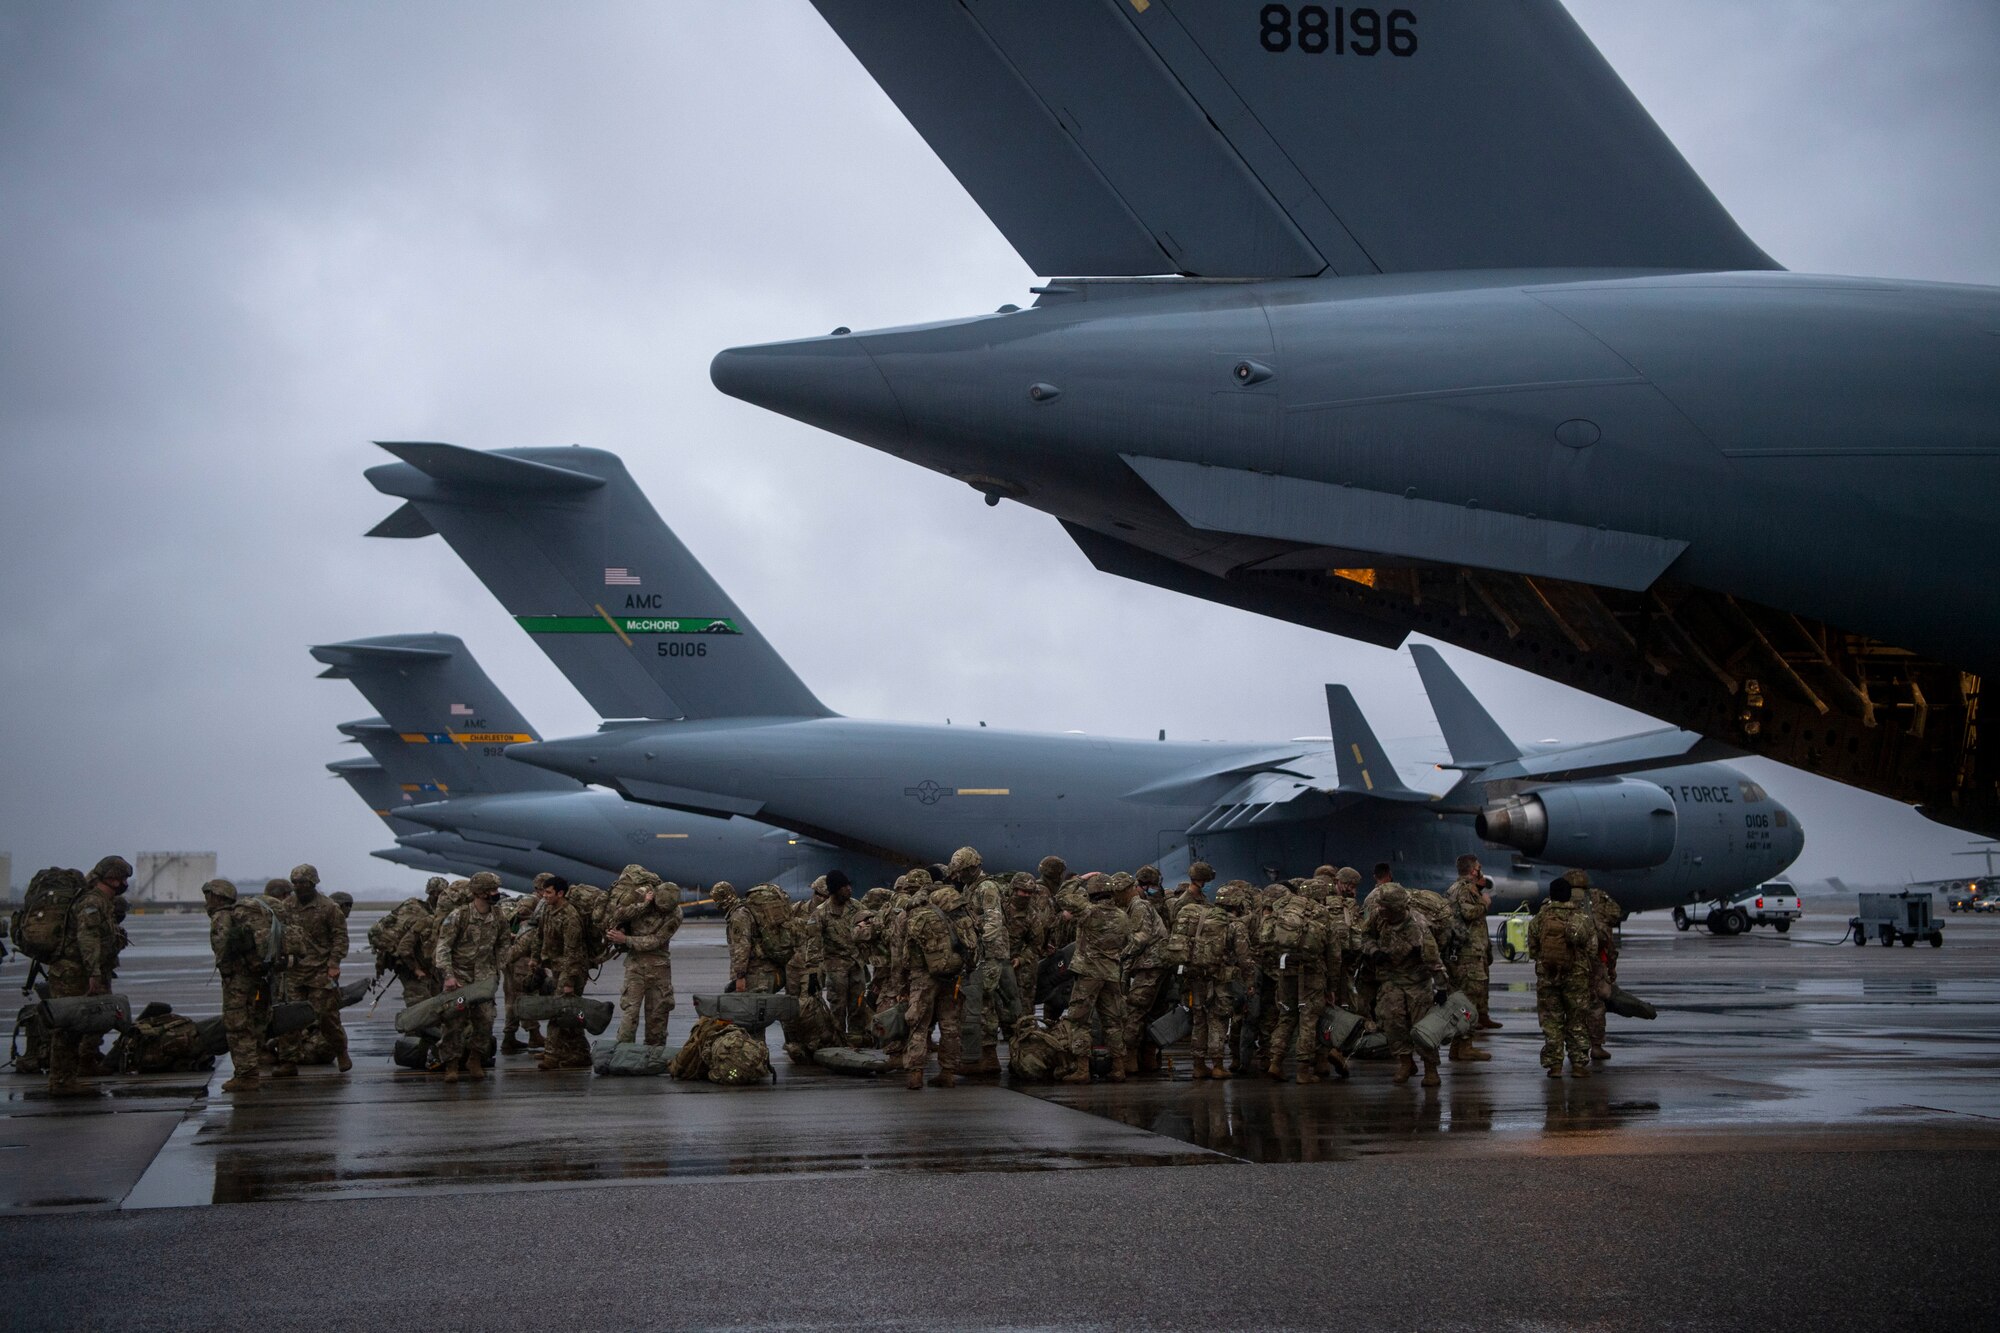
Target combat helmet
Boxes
[89,855,134,886]
[1188,861,1216,885]
[1037,855,1066,882]
[946,846,983,880]
[1136,866,1161,887]
[200,877,238,903]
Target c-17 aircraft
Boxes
[709,0,1999,837]
[323,750,538,888]
[364,440,1802,909]
[314,633,900,896]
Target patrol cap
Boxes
[1136,866,1161,887]
[289,863,320,887]
[201,878,238,902]
[810,875,830,896]
[1037,855,1067,880]
[425,876,449,896]
[89,855,134,885]
[1010,871,1035,893]
[1188,862,1215,884]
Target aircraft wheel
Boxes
[1725,909,1750,936]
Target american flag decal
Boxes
[604,567,641,586]
[450,703,474,716]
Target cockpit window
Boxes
[1739,782,1767,803]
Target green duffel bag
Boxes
[193,1014,230,1059]
[268,999,319,1039]
[812,1046,891,1076]
[871,1002,907,1043]
[1318,1005,1365,1055]
[516,994,615,1035]
[42,994,132,1035]
[393,1031,439,1071]
[592,1040,677,1077]
[1608,985,1658,1020]
[692,992,797,1032]
[1351,1031,1390,1059]
[1411,990,1479,1055]
[1145,1002,1192,1048]
[395,974,499,1034]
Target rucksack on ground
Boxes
[593,1039,675,1076]
[111,1004,212,1073]
[11,867,88,964]
[706,1026,775,1085]
[670,1016,734,1080]
[781,994,842,1064]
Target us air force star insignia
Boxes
[904,779,948,805]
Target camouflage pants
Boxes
[745,960,785,994]
[221,974,269,1074]
[503,960,542,1041]
[1451,949,1491,1022]
[438,998,496,1069]
[1253,972,1280,1062]
[1537,965,1593,1069]
[1273,967,1330,1066]
[399,969,440,1009]
[903,971,963,1074]
[821,958,861,1036]
[1059,974,1126,1068]
[1121,967,1165,1054]
[618,953,674,1046]
[44,961,97,1087]
[1187,973,1234,1062]
[1375,977,1433,1062]
[1585,949,1618,1046]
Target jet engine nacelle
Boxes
[1476,779,1677,870]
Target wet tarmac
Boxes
[4,907,1999,1327]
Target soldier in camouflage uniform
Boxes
[1527,871,1600,1078]
[945,847,1011,1074]
[607,864,681,1047]
[371,881,439,1008]
[1164,861,1214,934]
[902,882,974,1089]
[276,864,351,1076]
[499,888,545,1053]
[886,870,933,1012]
[853,885,894,1015]
[1294,875,1349,1082]
[1581,876,1623,1063]
[1329,866,1363,1008]
[1174,876,1240,1079]
[1056,876,1131,1082]
[1116,871,1168,1074]
[1006,873,1047,1027]
[433,875,509,1082]
[788,876,830,996]
[41,856,130,1095]
[1037,856,1073,952]
[1356,883,1450,1087]
[813,870,863,1039]
[527,876,593,1070]
[1446,854,1500,1064]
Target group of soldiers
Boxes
[15,844,1624,1096]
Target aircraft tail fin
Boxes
[1326,684,1421,799]
[1409,644,1521,769]
[313,633,576,795]
[808,0,1773,277]
[365,442,830,723]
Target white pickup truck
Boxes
[1673,882,1804,935]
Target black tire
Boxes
[1673,908,1689,932]
[1775,919,1791,934]
[1930,933,1944,948]
[1901,934,1915,948]
[1725,909,1750,936]
[1881,926,1897,946]
[1852,930,1865,946]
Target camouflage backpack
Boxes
[565,884,613,964]
[670,1016,733,1080]
[1536,903,1590,969]
[10,867,88,964]
[706,1026,775,1085]
[1409,888,1464,958]
[746,885,798,965]
[366,899,425,964]
[1262,896,1324,959]
[112,1003,211,1073]
[1007,1021,1067,1082]
[1188,904,1232,971]
[781,994,842,1064]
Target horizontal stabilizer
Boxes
[1125,456,1689,592]
[366,501,437,540]
[809,0,1773,277]
[1409,645,1520,767]
[1327,684,1427,800]
[325,758,385,777]
[310,641,454,679]
[1124,748,1317,805]
[335,716,392,738]
[373,441,605,495]
[1475,728,1740,783]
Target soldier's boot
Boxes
[973,1050,1001,1075]
[929,1070,956,1089]
[272,1062,299,1078]
[45,1075,95,1098]
[1391,1054,1415,1085]
[1189,1058,1209,1080]
[220,1070,259,1093]
[1547,1065,1563,1079]
[1059,1068,1091,1085]
[1477,1014,1503,1031]
[905,1068,924,1091]
[1209,1061,1232,1081]
[1265,1059,1287,1083]
[1448,1038,1492,1063]
[1108,1067,1127,1083]
[1590,1044,1612,1063]
[1122,1049,1139,1075]
[501,1034,526,1055]
[336,1049,353,1073]
[525,1024,545,1049]
[1420,1058,1441,1089]
[1295,1066,1321,1085]
[536,1054,560,1071]
[443,1063,461,1084]
[1324,1048,1350,1081]
[1570,1057,1592,1079]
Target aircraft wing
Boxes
[808,0,1773,277]
[1473,728,1744,783]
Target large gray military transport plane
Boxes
[324,750,524,886]
[709,0,2000,838]
[363,440,1801,909]
[314,633,896,895]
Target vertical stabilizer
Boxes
[1326,684,1416,797]
[1409,644,1522,769]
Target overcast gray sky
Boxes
[2,1,1995,894]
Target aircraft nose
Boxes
[710,335,910,449]
[1776,801,1806,868]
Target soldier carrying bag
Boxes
[1145,1001,1192,1049]
[394,974,499,1034]
[515,993,615,1035]
[10,867,88,967]
[42,993,133,1036]
[1411,990,1479,1055]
